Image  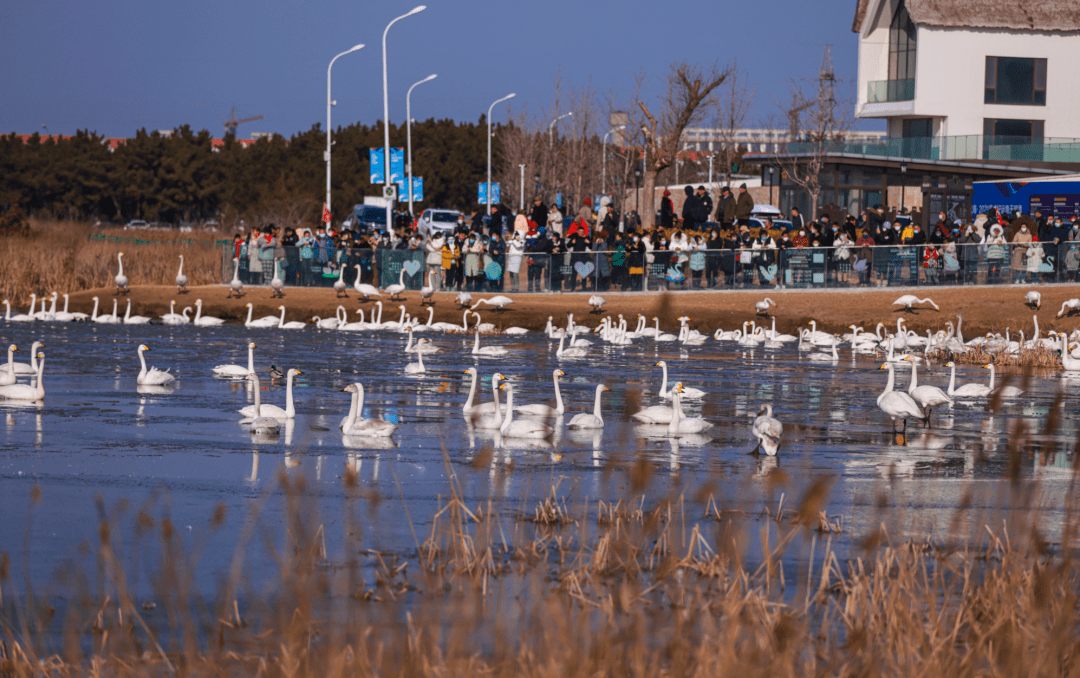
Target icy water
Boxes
[0,319,1076,594]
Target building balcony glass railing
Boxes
[867,78,915,103]
[784,136,1080,162]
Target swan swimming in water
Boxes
[515,369,566,416]
[667,383,712,435]
[193,300,225,326]
[751,404,783,456]
[404,342,428,374]
[944,361,991,398]
[984,363,1023,398]
[136,345,176,386]
[568,384,609,429]
[462,368,507,416]
[0,345,18,386]
[0,352,45,401]
[3,341,42,377]
[497,383,553,439]
[242,372,280,434]
[473,327,509,356]
[122,300,152,325]
[340,383,398,437]
[238,368,299,419]
[213,342,257,379]
[655,361,705,400]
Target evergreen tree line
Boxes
[0,118,506,226]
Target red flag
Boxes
[321,204,332,223]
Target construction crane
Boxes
[223,106,265,136]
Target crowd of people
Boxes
[230,187,1080,293]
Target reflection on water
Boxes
[0,319,1076,586]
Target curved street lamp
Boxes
[382,5,426,233]
[486,93,516,218]
[406,73,437,216]
[325,43,364,216]
[602,125,626,196]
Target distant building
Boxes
[852,0,1080,160]
[681,127,886,154]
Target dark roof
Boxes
[853,0,1080,33]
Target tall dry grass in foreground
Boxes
[0,221,223,303]
[2,438,1079,678]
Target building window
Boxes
[888,0,916,82]
[985,57,1046,105]
[983,118,1044,143]
[902,119,932,138]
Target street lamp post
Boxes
[602,125,626,197]
[548,111,573,147]
[406,73,437,217]
[899,161,908,213]
[708,155,714,185]
[768,166,775,205]
[518,165,526,211]
[382,5,426,234]
[487,93,517,221]
[326,43,364,218]
[634,166,642,216]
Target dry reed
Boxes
[0,220,222,304]
[2,431,1078,678]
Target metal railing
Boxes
[223,240,1080,292]
[867,78,914,103]
[786,135,1080,162]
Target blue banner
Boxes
[478,182,500,204]
[369,148,405,184]
[397,177,424,202]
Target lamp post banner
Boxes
[478,183,500,205]
[397,177,424,202]
[369,148,405,184]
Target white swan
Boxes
[114,252,129,295]
[944,361,991,398]
[91,297,121,324]
[3,300,34,322]
[340,383,397,437]
[338,309,371,331]
[243,303,278,328]
[404,327,440,353]
[877,363,925,432]
[269,259,285,298]
[404,342,428,374]
[752,404,783,456]
[242,372,280,434]
[193,300,225,326]
[238,368,299,419]
[0,351,44,401]
[1059,332,1080,372]
[333,274,348,298]
[555,331,588,358]
[2,341,41,377]
[568,384,609,429]
[213,342,256,379]
[384,269,407,300]
[471,311,496,334]
[902,356,951,423]
[984,363,1023,397]
[754,298,776,315]
[175,255,188,293]
[228,258,244,298]
[136,345,176,386]
[498,383,553,438]
[276,306,307,330]
[53,294,85,322]
[160,302,190,325]
[0,345,18,386]
[892,295,939,312]
[587,295,606,313]
[1056,298,1080,318]
[312,306,344,330]
[631,400,675,424]
[353,266,382,300]
[653,317,677,342]
[420,271,436,305]
[516,369,566,416]
[656,361,705,400]
[456,291,472,308]
[471,295,514,312]
[1024,290,1041,310]
[807,336,840,361]
[667,383,712,435]
[122,300,153,325]
[473,327,509,356]
[462,368,506,416]
[472,373,507,429]
[430,309,466,332]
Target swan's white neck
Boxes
[657,362,670,398]
[499,384,515,435]
[137,348,148,381]
[343,386,360,431]
[553,371,564,413]
[247,345,255,373]
[591,385,604,422]
[285,371,296,418]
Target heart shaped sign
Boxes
[484,261,503,280]
[402,260,422,278]
[574,261,595,278]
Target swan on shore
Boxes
[892,295,939,312]
[588,295,606,313]
[353,266,382,301]
[213,342,256,379]
[384,269,407,300]
[568,384,609,429]
[752,404,783,456]
[754,298,776,315]
[114,252,129,295]
[0,352,45,401]
[136,345,175,386]
[420,271,436,306]
[471,296,514,312]
[340,383,397,437]
[238,368,299,419]
[1024,290,1041,310]
[228,258,244,298]
[175,255,188,293]
[1056,298,1080,318]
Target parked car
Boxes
[123,220,150,230]
[351,205,391,234]
[416,209,462,238]
[749,217,794,233]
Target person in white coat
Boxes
[425,234,445,291]
[506,232,525,292]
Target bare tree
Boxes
[773,47,855,220]
[712,61,754,188]
[638,61,732,230]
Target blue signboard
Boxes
[973,180,1080,219]
[478,182,500,204]
[397,177,424,202]
[369,148,405,184]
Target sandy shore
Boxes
[55,283,1080,338]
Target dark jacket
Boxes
[699,192,714,221]
[720,194,737,223]
[735,190,754,220]
[660,197,674,229]
[681,187,699,228]
[530,202,548,229]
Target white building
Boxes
[681,127,886,154]
[852,0,1080,159]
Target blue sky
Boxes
[1,0,878,138]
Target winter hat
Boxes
[663,189,671,196]
[739,183,747,190]
[584,198,592,206]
